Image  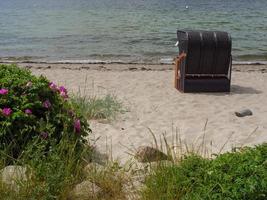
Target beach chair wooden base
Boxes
[174,54,231,93]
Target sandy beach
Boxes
[12,63,267,162]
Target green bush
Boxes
[0,64,91,163]
[142,143,267,200]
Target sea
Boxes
[0,0,267,64]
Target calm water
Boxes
[0,0,267,63]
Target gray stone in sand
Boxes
[135,146,169,163]
[0,165,28,191]
[235,109,253,117]
[69,180,102,199]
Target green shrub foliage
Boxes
[142,143,267,200]
[0,65,91,162]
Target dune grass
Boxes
[83,161,135,200]
[70,93,125,121]
[133,127,267,200]
[69,77,125,121]
[0,137,133,200]
[0,138,86,199]
[141,143,267,200]
[1,121,266,200]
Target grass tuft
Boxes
[85,161,135,200]
[70,94,125,121]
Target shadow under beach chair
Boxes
[174,30,232,93]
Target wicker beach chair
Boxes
[174,30,232,92]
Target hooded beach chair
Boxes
[174,30,232,92]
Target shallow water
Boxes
[0,0,267,63]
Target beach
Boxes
[13,63,267,162]
[1,0,267,198]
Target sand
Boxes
[12,63,267,162]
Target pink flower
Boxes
[49,82,58,91]
[25,109,32,114]
[2,108,12,116]
[26,81,32,87]
[59,86,68,99]
[0,89,8,95]
[74,119,81,134]
[60,91,68,99]
[43,100,51,109]
[40,132,48,140]
[59,86,67,93]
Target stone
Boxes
[70,180,102,199]
[0,165,28,191]
[235,109,253,117]
[135,146,169,163]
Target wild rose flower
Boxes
[59,86,67,93]
[0,89,8,95]
[60,91,68,99]
[59,86,68,99]
[43,100,51,109]
[2,108,12,116]
[40,132,48,140]
[25,109,32,115]
[49,82,58,91]
[26,81,32,87]
[74,119,81,134]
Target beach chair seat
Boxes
[174,30,232,92]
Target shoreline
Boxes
[1,59,267,65]
[1,62,267,73]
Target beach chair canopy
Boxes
[174,30,232,92]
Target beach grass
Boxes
[70,93,125,121]
[0,137,85,199]
[83,161,135,200]
[140,143,267,200]
[0,138,133,200]
[1,126,266,200]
